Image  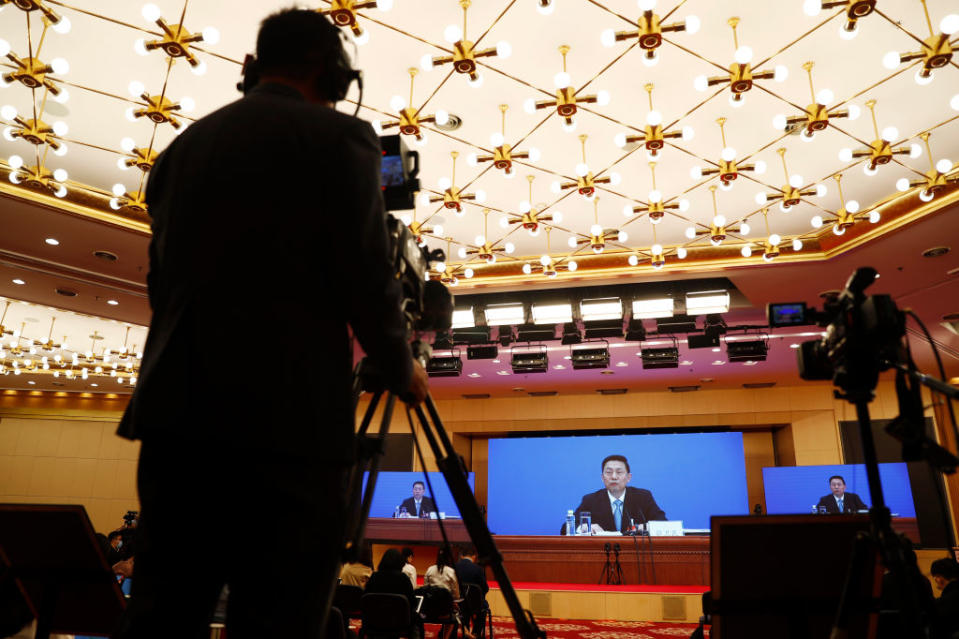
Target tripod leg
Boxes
[411,398,544,639]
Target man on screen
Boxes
[565,455,666,534]
[816,475,869,514]
[399,481,435,517]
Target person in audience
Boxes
[399,481,435,518]
[931,557,959,634]
[816,475,868,514]
[565,455,666,534]
[339,543,373,588]
[454,545,487,596]
[401,547,417,588]
[424,547,460,599]
[366,549,420,637]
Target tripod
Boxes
[339,350,545,639]
[597,542,624,585]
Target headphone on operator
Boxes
[237,12,362,106]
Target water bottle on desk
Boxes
[394,506,400,519]
[566,510,576,536]
[811,504,818,514]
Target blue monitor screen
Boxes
[362,471,475,518]
[762,463,916,516]
[487,432,749,535]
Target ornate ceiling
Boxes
[0,0,958,395]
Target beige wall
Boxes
[0,413,139,533]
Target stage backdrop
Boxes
[487,432,749,535]
[762,463,916,516]
[363,471,475,518]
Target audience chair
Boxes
[359,593,415,639]
[334,584,366,621]
[461,584,492,639]
[415,586,460,639]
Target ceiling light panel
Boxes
[484,303,525,326]
[581,298,622,321]
[531,303,573,325]
[686,291,731,315]
[632,298,674,319]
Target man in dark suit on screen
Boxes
[113,9,427,639]
[398,481,435,517]
[564,454,667,534]
[816,475,869,514]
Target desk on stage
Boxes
[364,516,918,587]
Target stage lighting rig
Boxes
[894,132,958,202]
[372,68,449,147]
[837,100,922,175]
[419,0,512,87]
[551,135,621,200]
[693,17,788,108]
[613,84,694,158]
[623,162,689,224]
[689,118,767,190]
[599,0,700,67]
[772,62,861,140]
[755,148,828,212]
[524,45,610,132]
[468,105,541,177]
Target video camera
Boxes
[767,267,904,391]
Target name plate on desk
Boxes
[648,520,684,536]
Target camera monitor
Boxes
[767,302,811,328]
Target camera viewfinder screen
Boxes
[381,155,405,188]
[762,463,916,516]
[362,471,475,518]
[769,303,807,327]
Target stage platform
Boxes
[486,581,708,624]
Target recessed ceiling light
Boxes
[711,347,720,352]
[27,380,35,385]
[553,364,566,370]
[680,360,694,366]
[107,300,119,306]
[468,373,481,378]
[45,238,59,246]
[744,360,757,366]
[491,359,500,363]
[615,362,628,367]
[12,279,25,285]
[563,355,572,360]
[90,383,98,387]
[600,370,615,375]
[790,343,800,349]
[496,370,510,376]
[712,360,725,365]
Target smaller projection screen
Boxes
[762,463,916,516]
[487,432,749,535]
[363,471,475,518]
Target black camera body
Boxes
[768,267,905,391]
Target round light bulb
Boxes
[522,263,532,275]
[936,159,953,174]
[846,199,860,213]
[523,97,538,114]
[741,245,752,257]
[628,254,639,266]
[681,125,694,141]
[774,65,789,82]
[474,189,487,203]
[685,226,696,239]
[134,38,149,56]
[433,110,449,127]
[432,225,443,237]
[389,95,408,112]
[685,15,701,34]
[801,129,816,143]
[614,132,628,148]
[648,189,662,203]
[693,75,708,92]
[125,106,138,122]
[568,236,578,248]
[690,165,702,179]
[811,215,823,228]
[528,147,542,162]
[863,163,878,176]
[142,3,162,23]
[678,199,690,212]
[438,176,451,191]
[505,242,515,254]
[815,184,827,197]
[50,58,69,75]
[941,14,959,35]
[434,261,446,274]
[53,168,68,182]
[869,211,880,223]
[550,180,562,194]
[0,104,16,120]
[8,154,23,169]
[713,215,726,228]
[590,223,603,236]
[490,132,504,148]
[740,222,751,235]
[618,230,629,242]
[596,90,611,106]
[752,160,767,175]
[191,59,208,77]
[952,94,959,111]
[919,190,935,203]
[377,0,394,10]
[623,204,634,217]
[895,177,911,192]
[179,96,195,112]
[915,70,934,86]
[537,1,555,15]
[816,89,834,105]
[651,244,662,257]
[838,148,853,162]
[769,233,781,246]
[847,104,861,120]
[443,25,463,44]
[721,147,736,162]
[638,0,657,10]
[729,93,746,108]
[466,153,479,167]
[540,254,551,266]
[881,126,899,142]
[791,238,803,251]
[553,71,572,89]
[575,162,589,177]
[464,268,474,279]
[833,224,845,236]
[609,172,622,186]
[839,22,859,40]
[0,40,8,58]
[909,143,922,159]
[646,110,662,126]
[719,180,733,192]
[496,41,512,59]
[420,54,435,72]
[2,126,14,141]
[467,74,484,89]
[600,29,617,48]
[803,0,821,16]
[112,183,126,197]
[734,46,753,65]
[677,247,687,259]
[772,113,787,130]
[201,26,220,45]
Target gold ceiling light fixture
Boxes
[133,3,220,76]
[740,208,802,261]
[755,148,827,212]
[419,0,512,88]
[108,184,147,214]
[0,0,72,31]
[320,0,394,46]
[463,209,515,264]
[895,132,958,202]
[7,152,68,197]
[810,173,877,235]
[772,62,861,140]
[614,84,694,158]
[399,199,443,247]
[802,0,877,39]
[693,18,788,108]
[505,175,562,237]
[627,224,667,270]
[524,45,610,132]
[372,68,449,147]
[429,151,487,215]
[550,134,621,200]
[117,137,158,173]
[32,317,61,351]
[600,0,700,66]
[0,13,71,97]
[123,80,194,130]
[1,97,68,157]
[685,186,748,247]
[522,227,577,278]
[433,238,472,286]
[881,1,958,85]
[623,162,689,224]
[568,197,627,254]
[468,105,541,177]
[838,100,922,175]
[690,118,767,190]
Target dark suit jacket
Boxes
[565,487,667,534]
[365,569,418,625]
[454,558,488,595]
[399,496,435,517]
[816,492,868,514]
[116,83,412,462]
[935,580,959,635]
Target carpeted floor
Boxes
[352,616,708,639]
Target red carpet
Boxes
[352,616,708,638]
[489,582,708,594]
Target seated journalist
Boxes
[563,454,666,534]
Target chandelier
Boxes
[690,118,767,190]
[320,0,394,46]
[429,151,487,215]
[600,0,700,67]
[400,202,443,247]
[881,3,958,85]
[693,17,788,108]
[569,197,627,254]
[740,209,804,261]
[772,62,861,140]
[133,3,219,75]
[372,68,449,146]
[810,173,877,235]
[420,0,512,87]
[463,209,515,264]
[838,100,922,175]
[551,134,621,200]
[802,0,877,39]
[468,105,540,177]
[894,133,958,202]
[624,162,689,224]
[755,148,827,212]
[523,228,577,278]
[505,175,562,236]
[614,84,693,159]
[627,225,669,270]
[524,45,610,132]
[686,186,748,247]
